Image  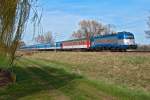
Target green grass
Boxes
[0,56,150,100]
[0,59,82,100]
[0,55,10,69]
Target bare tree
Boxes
[44,31,54,45]
[72,20,115,39]
[71,30,83,39]
[103,24,116,35]
[35,31,54,45]
[35,34,45,43]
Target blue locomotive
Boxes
[90,31,137,50]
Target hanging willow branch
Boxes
[0,0,38,69]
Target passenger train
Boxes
[21,31,137,51]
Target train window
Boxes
[118,34,134,39]
[125,35,134,39]
[128,36,134,39]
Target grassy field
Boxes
[0,52,150,100]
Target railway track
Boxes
[126,50,150,53]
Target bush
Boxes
[137,45,150,51]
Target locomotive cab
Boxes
[117,32,137,49]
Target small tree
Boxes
[35,34,45,43]
[35,31,54,45]
[44,31,54,45]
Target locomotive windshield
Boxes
[125,35,134,39]
[117,32,135,39]
[124,35,134,39]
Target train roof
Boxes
[117,31,134,35]
[60,38,87,42]
[93,31,134,38]
[20,43,51,48]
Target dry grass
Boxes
[1,52,149,100]
[27,52,150,92]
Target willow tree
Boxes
[0,0,37,70]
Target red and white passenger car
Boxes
[62,38,91,50]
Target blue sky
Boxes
[24,0,150,44]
